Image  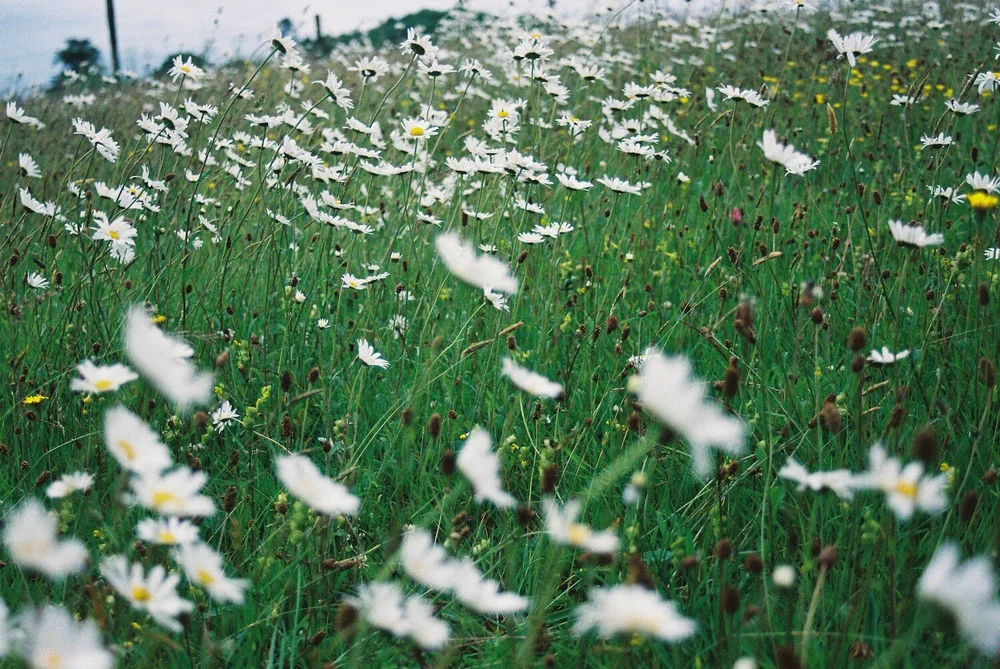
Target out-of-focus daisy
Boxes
[918,542,1000,655]
[100,555,193,632]
[888,220,944,248]
[2,498,88,579]
[175,542,249,604]
[456,427,516,508]
[46,472,94,499]
[127,468,216,517]
[104,405,174,474]
[17,606,113,669]
[350,582,449,650]
[501,357,563,399]
[70,360,138,394]
[573,585,697,642]
[867,347,909,366]
[124,305,213,411]
[542,498,619,555]
[136,517,200,546]
[852,444,948,521]
[276,453,360,516]
[435,232,519,294]
[758,130,819,176]
[778,459,855,499]
[628,348,746,477]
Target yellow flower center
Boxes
[158,531,177,543]
[497,110,509,118]
[566,523,591,546]
[152,490,180,508]
[969,191,999,211]
[197,569,216,586]
[108,229,120,240]
[893,481,918,498]
[132,585,153,602]
[409,126,425,137]
[117,439,136,460]
[94,379,113,391]
[40,652,64,669]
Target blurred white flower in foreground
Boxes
[435,232,518,294]
[276,454,360,516]
[574,584,697,642]
[2,498,87,579]
[501,357,563,399]
[456,427,516,508]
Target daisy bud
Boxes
[541,464,559,494]
[911,427,939,463]
[721,585,741,615]
[223,485,237,513]
[516,505,535,529]
[775,645,802,669]
[439,449,455,476]
[850,642,873,660]
[847,327,867,352]
[627,553,655,589]
[335,603,359,636]
[979,357,996,388]
[959,490,979,524]
[723,357,740,399]
[818,545,838,569]
[715,539,734,560]
[846,354,864,375]
[744,553,764,575]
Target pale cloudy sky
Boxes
[0,0,610,90]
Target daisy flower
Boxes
[888,220,944,248]
[175,543,249,604]
[436,232,519,294]
[501,357,563,399]
[866,347,909,366]
[351,582,450,651]
[276,454,360,516]
[3,498,88,579]
[210,400,240,432]
[18,153,40,178]
[124,305,214,411]
[778,458,856,500]
[357,339,389,368]
[918,542,1000,655]
[456,427,516,508]
[104,405,174,474]
[827,29,878,67]
[70,360,138,394]
[542,498,619,555]
[46,472,94,499]
[628,348,746,477]
[574,585,697,643]
[136,517,200,546]
[127,467,216,517]
[17,606,113,669]
[25,272,48,289]
[100,555,193,632]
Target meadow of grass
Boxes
[1,0,1000,666]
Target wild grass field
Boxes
[1,0,1000,666]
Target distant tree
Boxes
[55,38,102,73]
[277,17,295,39]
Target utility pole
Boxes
[105,0,120,72]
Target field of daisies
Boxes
[2,0,1000,665]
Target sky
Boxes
[0,0,609,91]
